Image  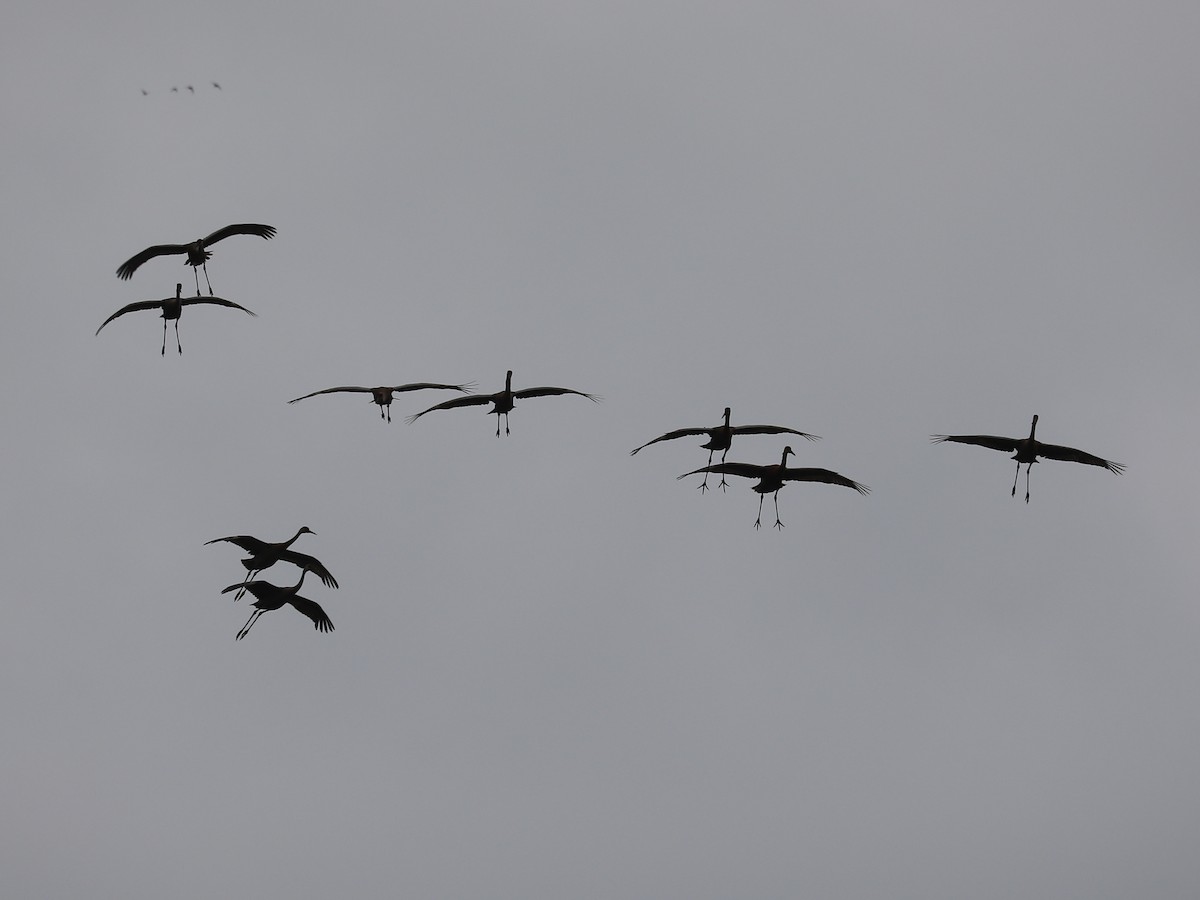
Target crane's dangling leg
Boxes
[236,609,264,641]
[772,492,785,529]
[753,493,766,530]
[232,570,258,601]
[718,447,730,492]
[201,260,213,296]
[699,449,715,493]
[190,264,202,297]
[174,320,182,354]
[1011,461,1020,498]
[161,319,168,356]
[1025,463,1032,503]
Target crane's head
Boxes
[781,446,795,464]
[298,526,316,537]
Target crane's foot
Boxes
[698,481,710,493]
[719,478,729,492]
[773,519,785,530]
[753,519,763,530]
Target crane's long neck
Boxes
[722,408,731,428]
[285,527,307,549]
[1029,414,1039,442]
[504,370,513,392]
[291,569,307,592]
[779,446,794,466]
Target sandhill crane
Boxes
[186,85,194,93]
[205,526,338,599]
[931,414,1124,502]
[115,222,276,295]
[406,369,599,436]
[288,382,475,422]
[678,446,869,529]
[631,407,820,492]
[223,570,334,641]
[95,283,256,355]
[212,82,221,90]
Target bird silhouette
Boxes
[186,85,194,93]
[206,526,337,599]
[288,383,475,422]
[95,283,255,355]
[171,86,179,92]
[678,446,869,529]
[115,222,276,295]
[931,414,1124,502]
[141,88,149,96]
[224,571,334,641]
[406,369,599,436]
[631,407,820,492]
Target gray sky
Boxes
[4,2,1199,897]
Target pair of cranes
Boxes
[206,527,339,641]
[97,223,275,355]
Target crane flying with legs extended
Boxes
[205,526,338,600]
[288,383,475,422]
[224,570,334,641]
[678,445,869,529]
[406,369,599,436]
[931,414,1124,502]
[115,222,276,295]
[95,283,255,355]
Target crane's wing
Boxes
[288,386,373,403]
[178,296,257,316]
[512,387,601,402]
[206,534,271,553]
[277,549,339,589]
[629,427,712,455]
[287,595,335,633]
[95,300,162,334]
[389,382,475,393]
[930,434,1019,453]
[730,425,821,441]
[116,244,191,279]
[1035,442,1125,474]
[781,467,870,494]
[405,394,497,423]
[676,462,767,481]
[201,223,277,245]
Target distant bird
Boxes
[186,85,194,93]
[115,222,276,295]
[224,570,334,641]
[678,446,869,529]
[95,283,255,355]
[141,88,149,96]
[288,383,475,422]
[212,82,221,90]
[931,414,1124,502]
[406,369,599,436]
[631,407,820,492]
[171,86,179,92]
[205,526,337,599]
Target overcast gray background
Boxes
[3,2,1198,897]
